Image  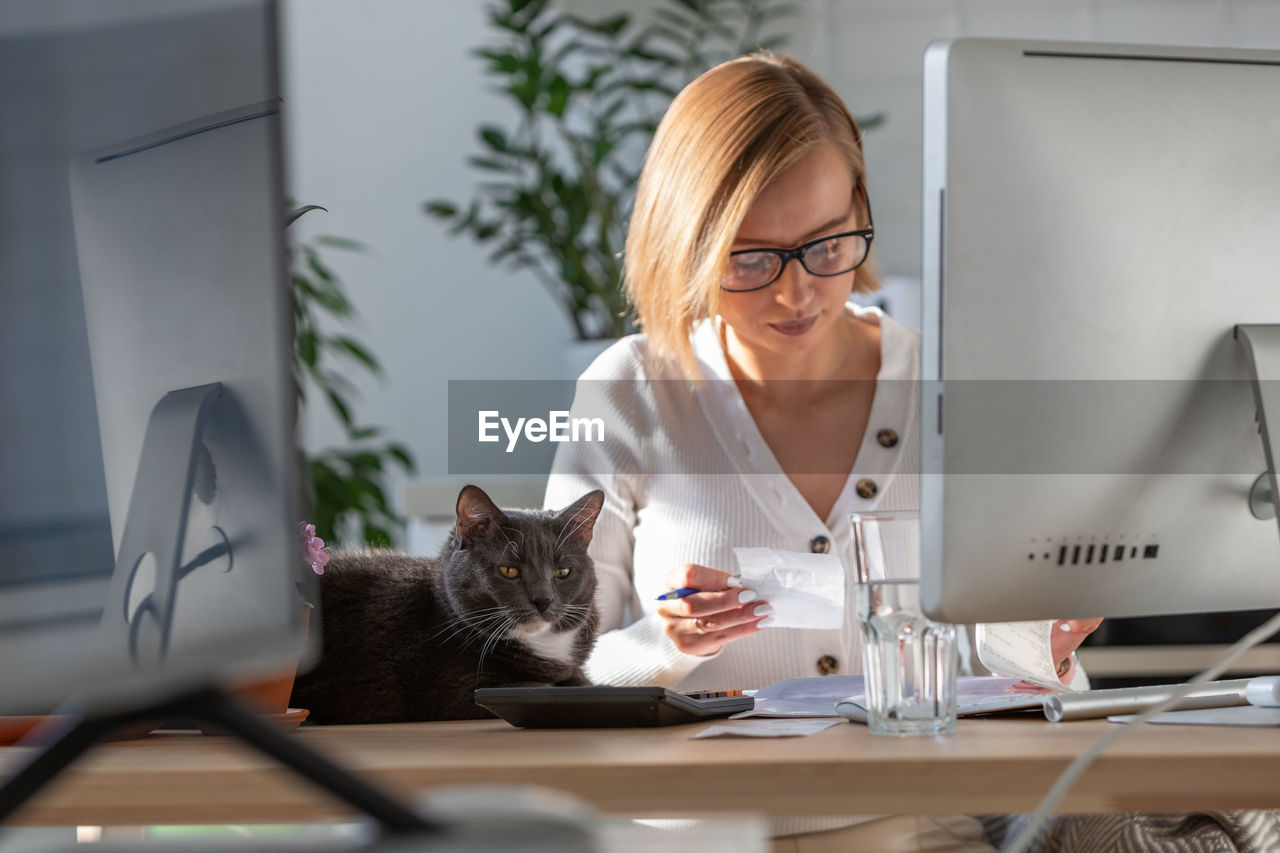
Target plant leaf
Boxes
[467,155,513,172]
[424,200,458,218]
[331,335,381,373]
[350,451,384,472]
[326,389,353,427]
[567,13,629,36]
[479,125,510,152]
[386,443,415,471]
[475,48,522,75]
[297,330,318,369]
[856,112,888,132]
[314,235,367,252]
[546,75,571,117]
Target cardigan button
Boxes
[809,535,831,554]
[817,655,839,675]
[877,428,899,448]
[856,478,879,499]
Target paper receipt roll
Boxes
[1043,679,1252,722]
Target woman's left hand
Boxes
[1051,618,1103,685]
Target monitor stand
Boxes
[0,383,435,835]
[1235,325,1280,526]
[0,685,437,835]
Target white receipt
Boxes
[976,621,1073,691]
[733,548,844,630]
[692,719,843,739]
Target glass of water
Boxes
[851,512,958,736]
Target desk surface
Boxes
[3,715,1279,826]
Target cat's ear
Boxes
[553,490,605,552]
[455,485,510,548]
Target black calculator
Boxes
[474,686,754,728]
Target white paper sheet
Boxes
[733,547,844,630]
[733,675,865,718]
[976,620,1074,691]
[733,675,1052,719]
[692,719,843,739]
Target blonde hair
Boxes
[624,53,881,377]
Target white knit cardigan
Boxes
[542,304,983,690]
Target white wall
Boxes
[282,1,572,484]
[814,0,1280,285]
[283,0,1280,530]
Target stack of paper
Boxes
[731,675,1052,721]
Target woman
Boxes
[544,53,1096,850]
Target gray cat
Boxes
[290,485,603,723]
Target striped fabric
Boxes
[982,811,1280,852]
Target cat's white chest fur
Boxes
[506,621,579,664]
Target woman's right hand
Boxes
[657,564,771,656]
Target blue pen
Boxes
[656,577,743,600]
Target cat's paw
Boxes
[556,671,593,687]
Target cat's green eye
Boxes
[553,567,571,579]
[498,565,520,579]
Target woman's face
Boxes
[719,144,863,368]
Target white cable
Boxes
[1003,608,1280,853]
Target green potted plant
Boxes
[289,206,415,548]
[424,0,803,344]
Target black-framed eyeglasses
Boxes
[721,196,875,293]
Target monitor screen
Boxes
[921,39,1280,625]
[0,0,308,715]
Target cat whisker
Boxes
[476,614,520,677]
[442,614,503,651]
[426,609,498,640]
[446,612,513,644]
[458,605,512,620]
[474,615,508,658]
[554,505,593,551]
[461,608,539,650]
[496,526,523,559]
[561,606,597,632]
[453,626,493,651]
[429,609,512,644]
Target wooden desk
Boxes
[3,716,1279,826]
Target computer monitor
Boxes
[0,0,309,716]
[920,39,1280,625]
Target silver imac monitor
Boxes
[921,38,1280,624]
[0,0,309,716]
